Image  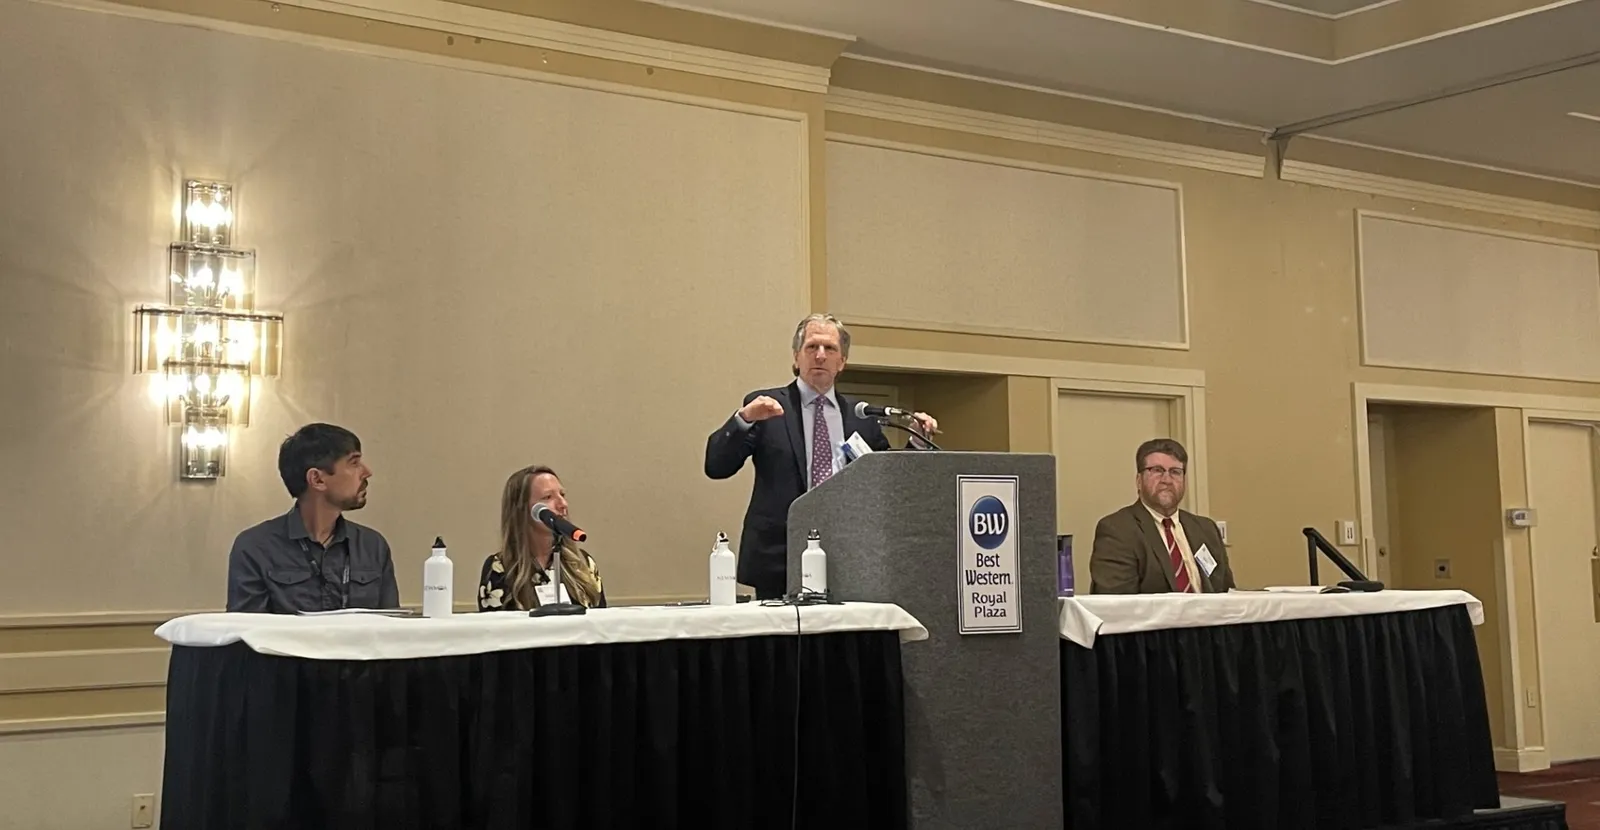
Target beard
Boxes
[339,487,369,511]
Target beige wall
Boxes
[5,0,1600,818]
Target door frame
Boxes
[1048,377,1209,517]
[1523,412,1600,765]
[1353,382,1600,769]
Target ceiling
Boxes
[653,0,1600,186]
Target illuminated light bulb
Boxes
[166,374,189,399]
[203,426,228,449]
[193,373,212,396]
[217,372,244,401]
[147,374,169,405]
[182,425,201,448]
[154,322,176,362]
[193,321,219,348]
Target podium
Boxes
[786,451,1063,828]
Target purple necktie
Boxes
[810,396,833,488]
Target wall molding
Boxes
[292,0,833,93]
[0,711,165,737]
[826,88,1265,179]
[0,648,170,694]
[850,345,1205,388]
[1494,745,1551,773]
[1283,160,1600,230]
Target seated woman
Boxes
[478,465,607,611]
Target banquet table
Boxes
[155,602,927,830]
[1059,589,1500,830]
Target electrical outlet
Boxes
[1434,559,1451,579]
[131,794,154,829]
[1526,689,1538,709]
[1216,520,1228,544]
[1337,520,1359,546]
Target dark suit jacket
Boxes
[704,382,890,597]
[1088,501,1236,594]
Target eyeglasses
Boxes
[1141,465,1186,479]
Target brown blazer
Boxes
[1088,501,1236,594]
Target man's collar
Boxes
[285,503,348,543]
[796,377,838,408]
[1140,500,1179,525]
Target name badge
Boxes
[535,582,572,607]
[1195,544,1218,577]
[842,432,875,462]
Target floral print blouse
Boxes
[477,550,607,611]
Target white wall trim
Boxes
[35,0,832,94]
[0,712,165,736]
[849,346,1205,387]
[1494,745,1552,773]
[1284,160,1600,230]
[825,88,1265,179]
[0,648,170,694]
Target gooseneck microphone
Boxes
[531,502,587,542]
[853,401,911,420]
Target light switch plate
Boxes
[1337,519,1359,546]
[1216,520,1228,544]
[1507,508,1537,528]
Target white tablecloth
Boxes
[155,601,929,661]
[1058,589,1484,648]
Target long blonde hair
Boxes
[499,465,603,609]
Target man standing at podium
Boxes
[704,313,938,599]
[1089,438,1236,594]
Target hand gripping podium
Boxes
[786,451,1063,829]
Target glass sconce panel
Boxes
[134,307,283,377]
[180,410,229,480]
[181,180,235,247]
[161,361,253,427]
[168,244,255,311]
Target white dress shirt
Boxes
[1144,502,1201,591]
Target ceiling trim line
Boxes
[1281,160,1600,229]
[1304,135,1600,192]
[825,88,1265,179]
[283,0,835,93]
[1239,0,1402,20]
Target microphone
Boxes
[853,401,911,420]
[531,502,588,542]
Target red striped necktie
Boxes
[1162,517,1194,593]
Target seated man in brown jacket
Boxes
[1089,438,1237,594]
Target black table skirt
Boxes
[160,630,907,830]
[1063,604,1500,830]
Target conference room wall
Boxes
[821,59,1600,760]
[0,1,834,822]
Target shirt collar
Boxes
[1142,500,1179,527]
[285,504,348,544]
[796,378,838,409]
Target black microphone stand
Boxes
[876,415,944,451]
[528,532,587,617]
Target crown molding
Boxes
[825,88,1265,178]
[1282,160,1600,229]
[289,0,833,93]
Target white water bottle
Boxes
[709,531,737,606]
[801,529,827,595]
[423,536,453,618]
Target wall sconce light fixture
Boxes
[134,180,283,480]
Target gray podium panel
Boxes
[786,451,1062,829]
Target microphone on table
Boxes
[529,502,588,618]
[531,502,587,543]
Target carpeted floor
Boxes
[1499,760,1600,830]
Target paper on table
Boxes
[296,608,419,617]
[1261,586,1325,593]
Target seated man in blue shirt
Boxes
[225,423,398,613]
